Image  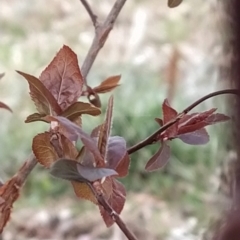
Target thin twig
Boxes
[81,0,127,78]
[80,0,98,28]
[127,89,239,154]
[87,183,137,240]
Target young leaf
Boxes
[98,96,114,162]
[206,113,230,124]
[178,109,230,135]
[168,0,183,8]
[179,109,217,128]
[60,101,101,120]
[25,113,48,123]
[106,136,130,177]
[178,121,207,135]
[32,131,77,168]
[162,99,178,138]
[39,45,83,111]
[99,179,126,227]
[44,116,104,164]
[0,102,12,112]
[93,75,121,94]
[32,132,59,167]
[17,71,61,115]
[145,141,171,171]
[178,128,209,145]
[50,159,117,182]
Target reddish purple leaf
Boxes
[39,45,84,111]
[178,121,207,135]
[145,141,171,171]
[93,75,121,94]
[178,110,230,135]
[106,136,130,177]
[206,113,230,124]
[179,108,217,127]
[100,179,126,227]
[60,101,101,120]
[17,71,62,115]
[178,128,209,145]
[162,99,178,138]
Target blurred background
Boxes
[0,0,232,239]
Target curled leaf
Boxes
[17,71,61,115]
[145,141,171,171]
[25,113,47,123]
[88,91,101,108]
[61,101,101,120]
[93,75,121,94]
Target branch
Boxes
[81,0,127,79]
[0,0,129,235]
[87,182,137,240]
[5,0,127,198]
[127,89,239,154]
[80,0,98,28]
